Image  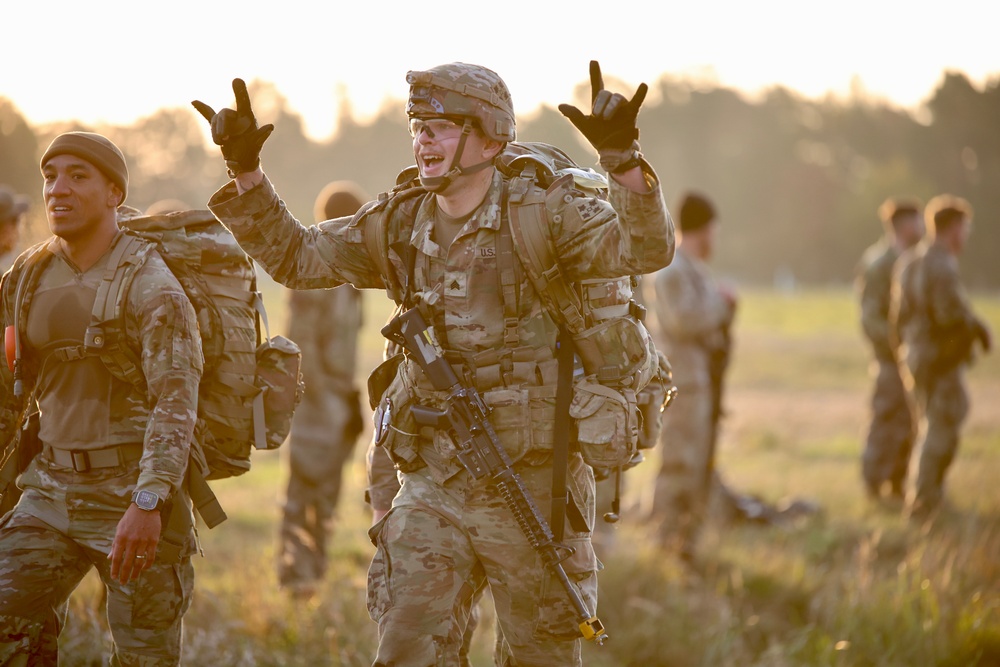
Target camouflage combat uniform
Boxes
[857,240,915,498]
[209,163,672,665]
[279,284,365,590]
[0,232,202,665]
[648,248,735,555]
[893,242,985,517]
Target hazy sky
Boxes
[4,0,998,140]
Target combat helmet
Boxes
[406,62,515,142]
[405,63,514,192]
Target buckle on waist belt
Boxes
[44,444,143,472]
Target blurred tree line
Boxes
[2,71,997,288]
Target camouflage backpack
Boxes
[4,208,304,528]
[358,141,670,469]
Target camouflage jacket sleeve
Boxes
[208,177,385,291]
[859,245,896,358]
[652,252,732,344]
[925,246,980,337]
[126,253,204,500]
[549,165,674,280]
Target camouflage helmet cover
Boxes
[405,63,516,142]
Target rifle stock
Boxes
[382,307,608,645]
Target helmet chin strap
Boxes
[419,119,497,192]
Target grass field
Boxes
[59,286,999,666]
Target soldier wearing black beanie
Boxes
[40,131,129,205]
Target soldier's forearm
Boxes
[234,168,265,194]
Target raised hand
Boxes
[192,78,274,177]
[558,61,648,173]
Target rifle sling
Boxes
[551,328,575,540]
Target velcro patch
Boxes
[575,198,603,222]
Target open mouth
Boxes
[420,153,446,173]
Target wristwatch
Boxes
[131,489,164,512]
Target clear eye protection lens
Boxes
[408,118,462,139]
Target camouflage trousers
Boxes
[0,458,194,666]
[278,391,362,590]
[650,383,715,556]
[908,364,969,516]
[862,359,916,497]
[367,457,598,667]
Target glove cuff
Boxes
[599,141,642,173]
[225,157,261,179]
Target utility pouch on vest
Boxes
[569,379,639,468]
[572,317,650,386]
[253,334,304,452]
[370,361,423,472]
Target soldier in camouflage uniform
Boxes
[278,181,367,596]
[0,184,30,273]
[0,132,203,665]
[194,61,672,666]
[856,197,924,503]
[892,195,991,521]
[647,192,737,559]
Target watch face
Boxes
[134,490,159,511]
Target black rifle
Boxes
[704,321,731,490]
[382,307,608,645]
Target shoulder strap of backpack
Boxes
[86,233,156,389]
[358,181,427,307]
[10,242,59,400]
[506,165,586,336]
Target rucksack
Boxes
[358,142,664,469]
[2,208,304,532]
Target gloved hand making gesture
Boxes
[192,78,274,178]
[559,61,648,174]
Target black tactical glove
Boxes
[192,78,274,178]
[558,61,648,174]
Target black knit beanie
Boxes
[677,191,716,232]
[40,132,129,204]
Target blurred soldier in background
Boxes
[647,192,737,560]
[856,197,924,504]
[0,184,30,272]
[892,194,991,522]
[648,192,814,561]
[278,180,367,597]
